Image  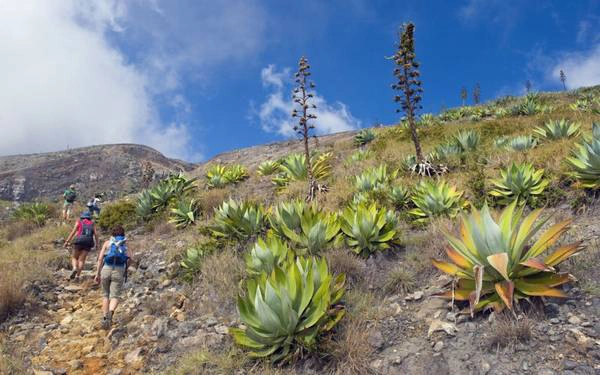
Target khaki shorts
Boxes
[101,265,125,299]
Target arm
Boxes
[64,222,78,247]
[94,241,108,283]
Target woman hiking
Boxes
[94,225,133,330]
[64,211,98,281]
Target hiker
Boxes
[87,194,102,217]
[62,184,77,220]
[94,225,133,330]
[64,211,98,281]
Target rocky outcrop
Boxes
[0,144,195,202]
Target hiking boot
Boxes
[69,269,77,280]
[102,315,112,330]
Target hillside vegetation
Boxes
[1,86,600,374]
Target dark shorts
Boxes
[73,245,92,252]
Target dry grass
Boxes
[487,313,533,350]
[197,187,231,216]
[324,248,367,289]
[382,264,417,295]
[565,237,600,296]
[0,224,69,322]
[0,341,26,375]
[192,248,245,316]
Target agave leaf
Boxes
[494,280,514,310]
[543,242,583,267]
[486,253,510,281]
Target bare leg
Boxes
[109,298,119,313]
[102,297,109,315]
[77,251,88,278]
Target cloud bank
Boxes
[257,64,360,137]
[551,44,600,89]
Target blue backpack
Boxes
[104,236,128,267]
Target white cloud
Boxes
[0,0,268,161]
[257,65,360,137]
[551,44,600,89]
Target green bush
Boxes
[97,201,138,230]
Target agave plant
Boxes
[431,142,462,161]
[149,182,175,210]
[354,129,376,147]
[268,200,310,240]
[12,202,51,227]
[534,119,580,140]
[245,235,294,276]
[489,163,549,206]
[166,173,198,197]
[432,201,583,314]
[280,208,340,255]
[340,203,398,257]
[273,153,333,187]
[452,129,480,153]
[387,185,411,209]
[211,199,266,241]
[409,180,466,223]
[565,123,600,189]
[346,149,373,164]
[419,113,437,126]
[353,165,397,193]
[497,135,537,151]
[230,256,345,361]
[569,95,593,112]
[512,93,546,116]
[494,107,511,118]
[224,164,249,184]
[169,198,201,228]
[180,246,210,282]
[257,160,281,176]
[136,190,155,220]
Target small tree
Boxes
[559,69,567,91]
[460,87,468,106]
[392,22,424,162]
[525,80,532,93]
[473,82,481,104]
[291,56,319,201]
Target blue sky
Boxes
[1,0,599,161]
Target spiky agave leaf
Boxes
[353,164,397,193]
[210,198,266,241]
[489,162,549,206]
[279,206,341,255]
[534,119,580,140]
[346,149,373,164]
[245,234,294,276]
[387,185,411,209]
[452,129,480,153]
[168,198,200,228]
[268,200,308,239]
[273,152,333,188]
[432,201,583,314]
[230,256,345,362]
[224,164,249,184]
[206,165,229,188]
[354,129,376,147]
[565,124,600,190]
[257,160,281,176]
[340,202,398,257]
[498,135,537,151]
[408,180,467,223]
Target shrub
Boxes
[230,256,346,362]
[340,203,398,257]
[432,201,583,314]
[12,203,52,227]
[408,180,466,223]
[489,162,549,206]
[97,201,137,230]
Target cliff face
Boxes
[0,144,195,202]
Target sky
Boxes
[0,0,599,162]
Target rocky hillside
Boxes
[0,144,195,202]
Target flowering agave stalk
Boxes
[534,119,580,140]
[408,180,467,223]
[230,256,346,362]
[565,123,600,189]
[489,162,549,206]
[245,234,294,276]
[340,203,398,257]
[432,201,583,314]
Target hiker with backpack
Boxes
[63,211,98,281]
[62,184,77,220]
[86,194,102,217]
[94,225,133,330]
